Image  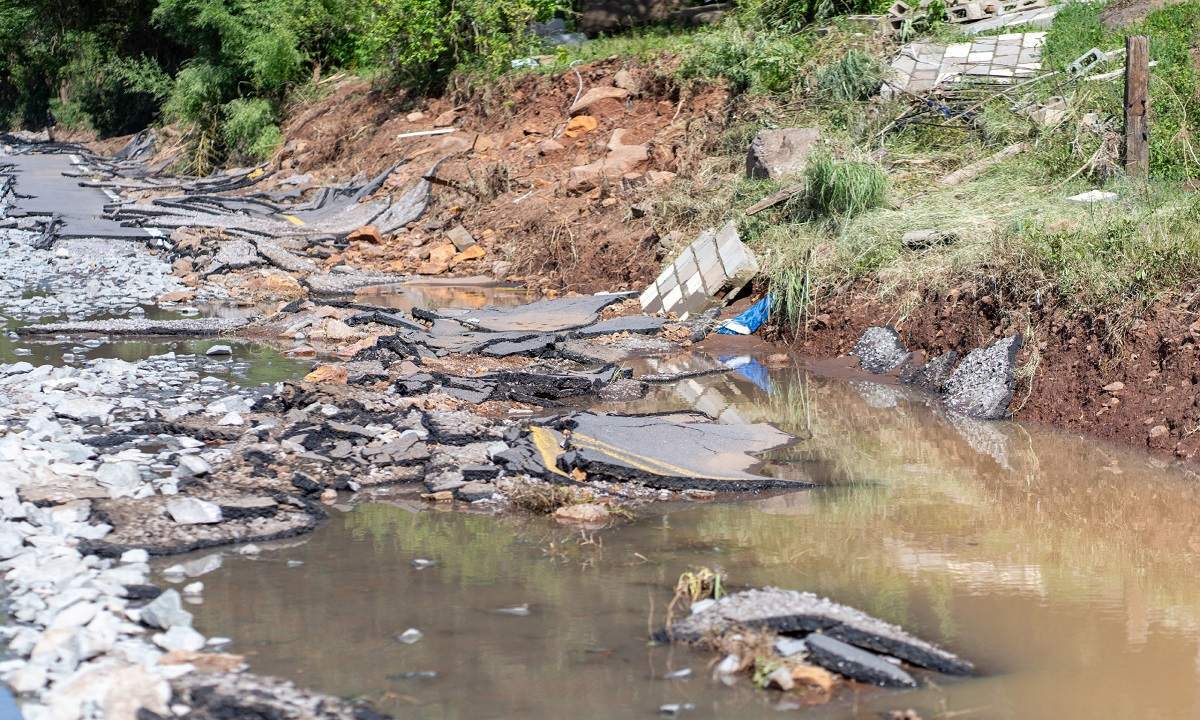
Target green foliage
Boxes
[804,153,889,217]
[814,49,883,101]
[741,0,887,29]
[1042,0,1200,180]
[363,0,558,90]
[678,20,811,93]
[222,97,281,160]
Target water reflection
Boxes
[182,356,1200,719]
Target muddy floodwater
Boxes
[171,358,1200,720]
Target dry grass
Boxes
[506,479,594,514]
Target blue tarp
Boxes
[717,295,771,335]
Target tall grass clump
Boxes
[814,49,883,101]
[805,154,889,217]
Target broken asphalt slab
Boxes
[420,294,624,333]
[666,586,973,676]
[498,411,802,491]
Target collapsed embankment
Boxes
[263,58,728,294]
[258,58,1200,466]
[787,284,1200,462]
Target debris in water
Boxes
[412,558,437,569]
[663,668,692,679]
[658,703,695,716]
[664,586,971,693]
[396,628,424,644]
[494,604,532,616]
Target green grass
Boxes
[1041,0,1200,180]
[804,153,890,217]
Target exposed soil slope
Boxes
[789,285,1200,462]
[271,59,729,293]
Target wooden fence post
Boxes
[1124,35,1149,177]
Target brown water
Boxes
[175,352,1200,719]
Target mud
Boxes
[789,286,1200,464]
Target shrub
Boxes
[222,97,281,161]
[678,21,811,94]
[363,0,558,90]
[814,49,883,101]
[805,153,889,217]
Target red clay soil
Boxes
[788,284,1200,462]
[272,58,729,293]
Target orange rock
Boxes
[567,129,649,192]
[451,245,486,265]
[347,225,382,244]
[554,503,611,524]
[563,115,599,138]
[417,243,457,274]
[158,290,195,303]
[160,651,246,673]
[790,664,836,692]
[304,364,348,384]
[569,86,630,115]
[421,491,454,502]
[434,109,459,127]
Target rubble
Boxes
[639,222,760,320]
[498,411,801,491]
[665,586,971,688]
[883,33,1046,98]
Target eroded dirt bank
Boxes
[787,285,1200,464]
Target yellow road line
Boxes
[530,426,570,478]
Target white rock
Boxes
[165,497,222,525]
[1067,189,1119,203]
[96,462,142,498]
[120,549,149,564]
[49,601,99,630]
[205,345,233,356]
[182,582,203,596]
[153,625,206,653]
[139,590,193,630]
[216,411,243,426]
[8,663,47,693]
[0,527,25,559]
[174,454,211,478]
[54,397,114,423]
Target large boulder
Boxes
[746,127,820,180]
[941,335,1023,420]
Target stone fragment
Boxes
[746,127,820,180]
[852,326,911,374]
[304,364,349,385]
[553,503,611,524]
[446,224,475,251]
[141,590,194,630]
[941,335,1023,420]
[569,86,630,115]
[165,497,223,525]
[154,625,206,652]
[205,345,232,356]
[347,225,383,244]
[175,455,211,478]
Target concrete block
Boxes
[746,127,821,180]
